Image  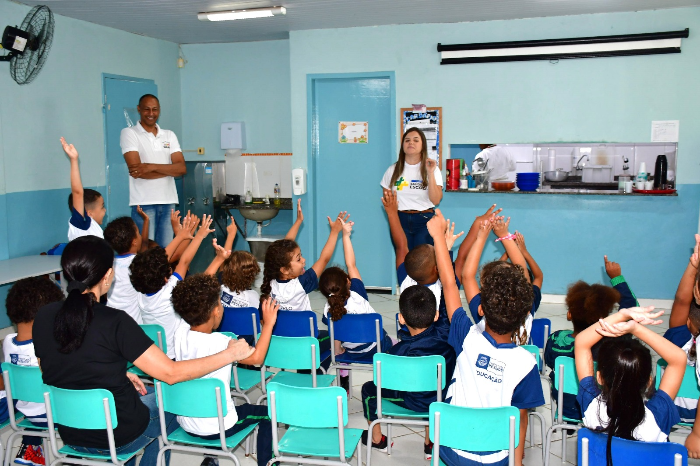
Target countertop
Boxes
[218,198,293,210]
[446,188,677,196]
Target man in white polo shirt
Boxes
[120,94,186,246]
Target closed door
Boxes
[311,75,395,289]
[103,76,157,219]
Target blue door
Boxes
[103,76,157,220]
[311,74,395,289]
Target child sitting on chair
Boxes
[319,217,395,393]
[61,137,106,241]
[171,273,278,466]
[4,276,65,466]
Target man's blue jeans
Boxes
[132,204,176,247]
[68,390,177,466]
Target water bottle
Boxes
[274,183,281,206]
[654,154,668,189]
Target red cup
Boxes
[446,159,461,190]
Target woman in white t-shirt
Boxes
[380,128,443,250]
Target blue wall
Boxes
[289,8,700,299]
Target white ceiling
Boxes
[15,0,700,44]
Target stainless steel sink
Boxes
[239,208,279,222]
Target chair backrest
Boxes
[655,359,700,399]
[373,353,446,392]
[331,313,383,346]
[267,382,347,428]
[521,345,542,372]
[1,363,49,403]
[273,311,319,338]
[219,306,261,337]
[529,318,551,349]
[156,378,228,417]
[429,402,519,452]
[140,324,167,354]
[264,335,320,370]
[578,428,687,466]
[553,356,581,396]
[46,386,118,429]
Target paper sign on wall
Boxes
[339,121,368,143]
[651,120,679,142]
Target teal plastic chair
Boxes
[655,359,699,428]
[257,336,336,404]
[218,332,274,404]
[578,428,686,466]
[44,386,139,466]
[519,346,546,462]
[155,379,257,466]
[2,363,51,466]
[127,324,166,378]
[366,353,445,466]
[429,402,520,466]
[267,382,362,466]
[544,356,584,466]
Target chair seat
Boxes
[380,400,428,419]
[335,352,374,365]
[16,418,49,430]
[278,426,362,457]
[553,411,583,425]
[234,368,274,391]
[59,446,139,462]
[271,371,336,388]
[167,424,257,448]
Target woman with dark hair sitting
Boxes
[33,236,254,466]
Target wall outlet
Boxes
[197,147,205,155]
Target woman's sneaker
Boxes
[361,430,390,452]
[424,440,434,460]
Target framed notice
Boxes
[339,121,368,143]
[401,107,442,169]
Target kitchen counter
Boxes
[446,188,677,196]
[218,198,293,210]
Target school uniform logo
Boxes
[163,141,170,149]
[394,177,409,191]
[409,179,427,190]
[475,353,505,383]
[10,354,31,365]
[221,292,233,305]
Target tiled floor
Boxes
[6,293,693,466]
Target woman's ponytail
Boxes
[55,237,114,354]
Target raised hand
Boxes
[444,219,465,250]
[170,209,182,234]
[226,216,237,238]
[296,198,304,224]
[196,214,214,238]
[381,189,399,213]
[187,213,201,235]
[691,234,700,269]
[212,238,231,260]
[426,158,438,173]
[341,217,354,236]
[427,209,448,239]
[619,306,665,325]
[261,296,280,327]
[60,137,79,160]
[491,216,511,238]
[604,255,622,279]
[514,231,526,251]
[136,205,149,221]
[596,318,638,338]
[476,219,493,240]
[328,211,349,234]
[477,204,503,223]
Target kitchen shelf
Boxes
[445,188,677,196]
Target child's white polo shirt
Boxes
[120,122,180,206]
[323,278,378,352]
[67,207,104,242]
[173,327,237,436]
[3,335,43,419]
[270,269,318,311]
[107,254,141,324]
[397,262,442,310]
[220,286,259,309]
[137,273,184,358]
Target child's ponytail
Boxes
[319,267,351,322]
[597,338,652,466]
[54,237,114,354]
[260,239,298,303]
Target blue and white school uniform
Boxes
[663,325,696,423]
[397,253,460,322]
[469,285,542,346]
[442,308,544,466]
[322,278,393,357]
[67,207,103,242]
[2,335,45,424]
[137,273,185,359]
[577,376,679,442]
[270,269,318,311]
[220,286,259,309]
[107,254,141,324]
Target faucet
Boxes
[622,157,630,171]
[575,154,589,170]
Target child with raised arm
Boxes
[319,218,395,393]
[61,137,106,241]
[129,215,212,358]
[575,307,683,461]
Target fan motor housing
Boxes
[2,26,30,54]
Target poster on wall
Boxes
[339,121,368,143]
[401,107,442,169]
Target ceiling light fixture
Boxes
[198,6,286,22]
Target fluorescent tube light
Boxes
[198,6,286,22]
